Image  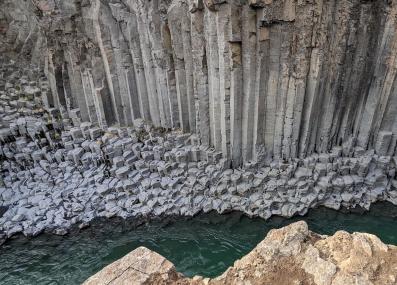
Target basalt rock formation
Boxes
[2,55,397,245]
[83,221,397,285]
[1,0,397,167]
[2,0,397,245]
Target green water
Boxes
[1,203,397,285]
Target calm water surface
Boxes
[1,203,397,285]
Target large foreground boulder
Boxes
[83,221,397,285]
[83,247,184,285]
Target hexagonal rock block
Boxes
[115,166,130,179]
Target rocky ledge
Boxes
[84,221,397,285]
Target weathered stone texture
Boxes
[83,247,184,285]
[2,0,397,166]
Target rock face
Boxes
[84,221,397,285]
[2,57,397,245]
[0,0,45,66]
[1,0,397,166]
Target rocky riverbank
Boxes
[83,221,397,285]
[1,57,397,245]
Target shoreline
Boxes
[2,201,397,248]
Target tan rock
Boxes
[83,247,186,285]
[302,245,336,285]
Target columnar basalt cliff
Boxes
[2,0,397,247]
[1,54,397,246]
[2,0,397,166]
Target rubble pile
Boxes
[1,57,397,245]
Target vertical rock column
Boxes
[168,1,196,132]
[161,22,180,129]
[216,2,232,162]
[216,1,243,166]
[190,1,210,146]
[90,55,114,128]
[280,0,310,160]
[168,2,194,131]
[228,5,244,167]
[46,52,68,112]
[357,4,397,150]
[241,5,257,161]
[122,4,151,123]
[134,1,162,127]
[298,48,321,158]
[61,62,75,112]
[106,4,136,125]
[92,0,122,126]
[315,0,354,153]
[204,8,222,151]
[81,70,100,126]
[181,4,196,133]
[169,6,190,131]
[64,48,90,122]
[298,0,329,157]
[147,1,173,129]
[336,4,378,148]
[253,14,269,161]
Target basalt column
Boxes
[64,48,90,122]
[4,0,397,166]
[169,2,196,133]
[189,1,210,147]
[204,8,222,151]
[216,1,243,167]
[121,2,152,123]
